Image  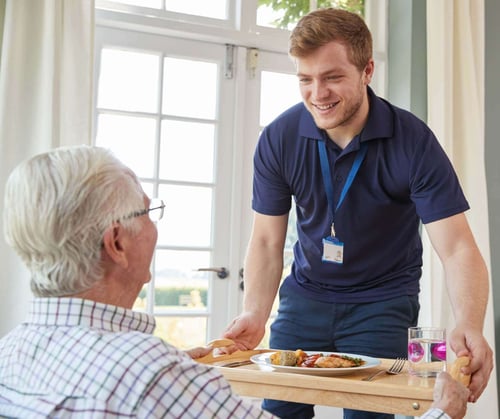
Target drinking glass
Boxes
[408,326,446,377]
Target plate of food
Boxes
[250,349,380,376]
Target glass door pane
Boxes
[98,48,159,113]
[261,65,300,346]
[162,58,218,119]
[260,71,301,125]
[159,120,215,183]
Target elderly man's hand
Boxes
[431,371,470,419]
[185,346,212,359]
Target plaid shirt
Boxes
[420,408,450,419]
[0,298,274,418]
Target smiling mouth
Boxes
[313,102,339,111]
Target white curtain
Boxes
[0,0,95,336]
[422,0,498,417]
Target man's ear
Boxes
[102,223,129,268]
[363,59,374,84]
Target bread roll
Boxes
[450,356,471,387]
[270,350,297,366]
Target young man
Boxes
[0,145,275,418]
[223,8,493,419]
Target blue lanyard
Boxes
[318,140,368,235]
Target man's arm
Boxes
[223,212,288,350]
[424,213,493,401]
[243,212,289,320]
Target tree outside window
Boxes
[258,0,364,29]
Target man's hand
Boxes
[185,346,212,359]
[448,327,493,402]
[222,311,266,351]
[432,372,470,418]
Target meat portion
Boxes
[314,355,358,368]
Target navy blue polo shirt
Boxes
[252,87,469,303]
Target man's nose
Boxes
[311,80,329,100]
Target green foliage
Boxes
[138,287,208,307]
[155,287,208,306]
[258,0,364,29]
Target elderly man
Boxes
[0,145,274,418]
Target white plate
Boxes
[250,351,381,376]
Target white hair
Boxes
[3,145,145,297]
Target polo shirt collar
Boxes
[361,86,394,143]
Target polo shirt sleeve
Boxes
[252,126,292,216]
[408,123,469,224]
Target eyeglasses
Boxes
[122,198,165,222]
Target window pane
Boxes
[98,48,159,113]
[154,316,208,349]
[95,114,156,178]
[160,120,215,182]
[106,0,162,8]
[140,182,154,199]
[153,249,210,347]
[133,284,148,311]
[162,57,217,119]
[154,249,209,308]
[155,249,210,288]
[257,1,364,29]
[256,4,289,29]
[100,0,227,19]
[166,0,227,19]
[259,71,300,325]
[157,185,213,247]
[260,71,302,126]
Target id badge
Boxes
[322,236,344,264]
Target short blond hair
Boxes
[289,8,372,71]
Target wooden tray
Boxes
[196,348,274,366]
[196,352,434,416]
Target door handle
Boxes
[239,268,244,290]
[197,267,229,279]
